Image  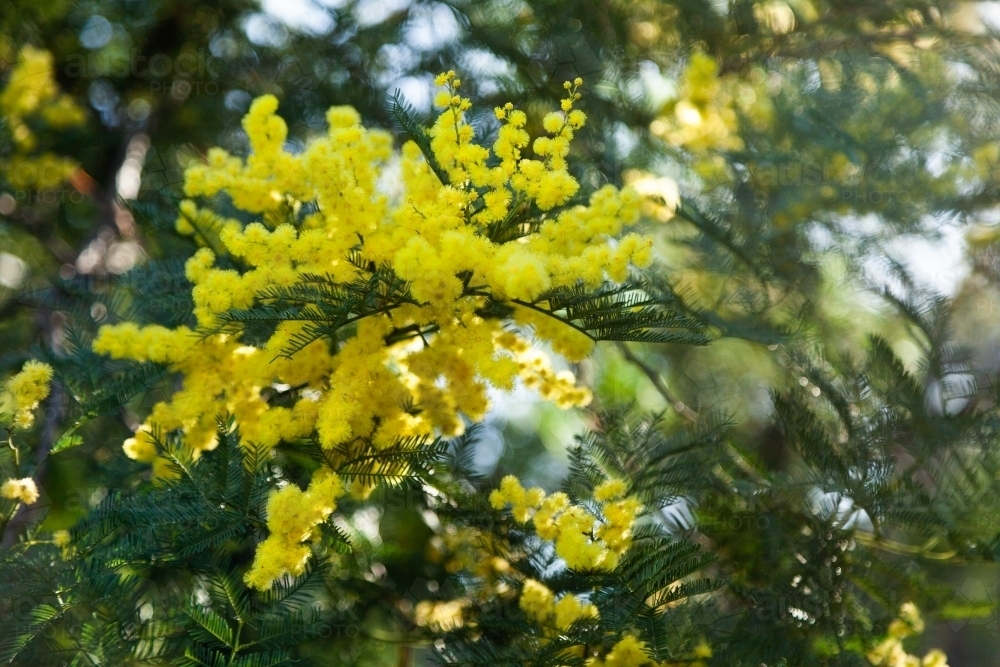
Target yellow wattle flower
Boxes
[490,475,642,571]
[0,45,84,190]
[5,360,54,430]
[93,73,657,589]
[1,477,39,505]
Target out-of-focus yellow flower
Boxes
[415,599,468,632]
[490,475,641,571]
[0,45,84,191]
[650,51,771,159]
[586,634,657,667]
[867,603,948,667]
[1,477,39,504]
[5,360,53,429]
[651,52,743,153]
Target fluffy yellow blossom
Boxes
[51,528,73,559]
[489,475,545,522]
[921,650,949,667]
[868,640,948,667]
[491,475,642,571]
[94,74,659,588]
[1,477,39,504]
[5,360,53,429]
[95,78,637,464]
[651,52,743,153]
[553,591,599,630]
[586,635,656,667]
[0,45,84,190]
[593,478,628,502]
[415,599,467,632]
[891,601,925,637]
[518,579,555,621]
[867,604,948,667]
[518,578,597,633]
[7,360,53,410]
[122,429,158,463]
[244,469,345,589]
[495,332,593,408]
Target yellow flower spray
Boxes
[5,360,53,430]
[93,73,659,588]
[866,602,950,667]
[491,477,663,666]
[1,360,54,510]
[0,45,84,190]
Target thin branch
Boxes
[616,342,699,423]
[512,298,597,341]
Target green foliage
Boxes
[0,418,363,666]
[217,264,419,356]
[516,276,711,346]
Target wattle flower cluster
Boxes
[1,361,53,511]
[588,635,661,667]
[651,53,741,153]
[520,578,598,633]
[93,73,655,588]
[0,45,84,190]
[866,603,949,667]
[0,477,39,505]
[490,476,642,571]
[5,360,53,430]
[245,469,344,589]
[518,579,658,665]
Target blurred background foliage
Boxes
[7,0,1000,664]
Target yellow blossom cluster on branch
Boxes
[0,45,84,190]
[518,579,661,666]
[0,476,39,505]
[866,603,949,667]
[588,635,659,667]
[1,361,53,514]
[4,360,53,430]
[519,578,598,632]
[95,320,329,460]
[92,78,646,460]
[490,476,642,571]
[245,469,344,589]
[650,52,771,159]
[92,73,660,588]
[652,53,743,153]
